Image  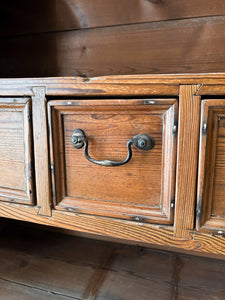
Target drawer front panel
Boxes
[197,99,225,231]
[0,98,34,204]
[48,99,177,224]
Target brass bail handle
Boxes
[71,129,155,167]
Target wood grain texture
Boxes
[0,202,225,256]
[48,99,177,224]
[174,85,201,238]
[0,279,69,300]
[0,76,225,257]
[0,223,225,300]
[2,74,225,83]
[0,81,178,97]
[1,0,225,37]
[197,100,211,231]
[32,87,51,216]
[196,84,225,95]
[2,75,225,97]
[0,98,34,204]
[197,100,225,232]
[1,16,225,77]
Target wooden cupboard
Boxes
[0,74,225,257]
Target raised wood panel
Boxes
[48,99,177,224]
[1,0,225,37]
[1,16,225,77]
[197,100,225,232]
[0,98,34,204]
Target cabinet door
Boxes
[48,99,177,225]
[0,98,34,204]
[197,99,225,232]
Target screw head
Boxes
[138,138,147,149]
[72,136,78,144]
[71,129,86,149]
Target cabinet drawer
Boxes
[48,99,177,224]
[197,99,225,232]
[0,98,34,204]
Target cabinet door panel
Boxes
[197,99,225,231]
[0,98,34,204]
[48,99,177,224]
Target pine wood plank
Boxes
[2,75,225,98]
[0,279,75,300]
[32,87,51,216]
[1,16,225,77]
[1,0,225,37]
[0,202,225,256]
[174,85,201,238]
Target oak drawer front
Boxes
[197,99,225,232]
[48,99,177,224]
[0,98,34,204]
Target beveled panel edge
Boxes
[0,188,29,204]
[56,200,171,224]
[161,101,178,223]
[23,99,35,205]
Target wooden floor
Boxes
[0,221,225,300]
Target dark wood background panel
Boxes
[1,0,225,37]
[1,16,225,77]
[0,222,224,300]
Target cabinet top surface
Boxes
[1,73,225,97]
[1,72,225,83]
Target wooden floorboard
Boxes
[0,278,80,300]
[0,221,225,299]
